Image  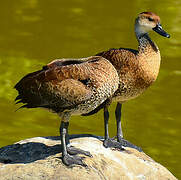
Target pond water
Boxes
[0,0,180,178]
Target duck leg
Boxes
[104,106,109,141]
[103,103,142,152]
[103,106,124,150]
[115,103,123,140]
[60,113,92,167]
[115,103,142,152]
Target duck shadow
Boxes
[0,134,102,164]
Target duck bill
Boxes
[153,23,170,38]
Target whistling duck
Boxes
[86,12,170,151]
[15,56,119,167]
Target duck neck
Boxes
[135,29,161,84]
[136,33,159,53]
[134,18,159,54]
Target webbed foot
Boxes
[103,138,124,150]
[61,146,92,167]
[118,137,142,152]
[67,146,92,157]
[103,138,142,152]
[62,154,87,167]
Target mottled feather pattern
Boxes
[15,56,119,115]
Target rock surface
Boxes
[0,135,177,180]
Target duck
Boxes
[84,12,170,151]
[15,56,119,167]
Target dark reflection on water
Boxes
[0,0,180,178]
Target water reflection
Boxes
[0,0,180,178]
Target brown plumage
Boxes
[15,56,119,166]
[87,12,170,151]
[15,56,118,114]
[96,41,159,102]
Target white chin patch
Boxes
[135,25,151,36]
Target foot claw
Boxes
[118,138,142,152]
[67,146,92,157]
[103,139,124,150]
[103,138,142,152]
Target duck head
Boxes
[135,12,170,38]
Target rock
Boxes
[0,135,177,180]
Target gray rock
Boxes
[0,135,177,180]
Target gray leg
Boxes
[103,106,124,150]
[59,113,92,167]
[103,103,142,152]
[104,106,109,140]
[115,103,123,141]
[60,121,69,157]
[115,103,142,152]
[103,106,112,147]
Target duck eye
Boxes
[148,17,154,21]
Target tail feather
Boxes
[15,100,23,104]
[15,94,22,101]
[14,69,47,109]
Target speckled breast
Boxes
[70,58,119,115]
[112,53,161,103]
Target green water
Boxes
[0,0,181,178]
